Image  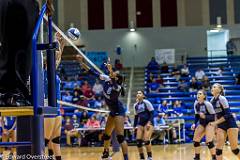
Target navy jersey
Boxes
[210,95,237,130]
[134,99,154,127]
[44,70,61,117]
[3,117,16,130]
[193,100,215,126]
[210,95,231,119]
[100,74,125,116]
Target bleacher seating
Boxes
[145,56,240,143]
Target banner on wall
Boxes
[155,49,175,64]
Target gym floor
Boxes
[61,144,238,160]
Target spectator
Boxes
[64,117,80,146]
[72,115,80,129]
[161,62,169,73]
[201,76,210,91]
[93,96,104,109]
[180,64,189,77]
[62,91,73,102]
[94,112,104,122]
[114,59,123,71]
[226,39,237,56]
[81,81,91,95]
[77,95,89,107]
[83,87,95,100]
[85,116,100,128]
[147,73,155,83]
[178,79,188,92]
[158,100,168,114]
[73,85,83,96]
[100,115,108,127]
[80,111,89,127]
[84,116,101,145]
[172,101,183,117]
[153,115,166,144]
[154,114,166,126]
[236,73,240,85]
[149,82,160,93]
[147,57,159,70]
[195,68,205,80]
[72,90,80,104]
[155,75,164,87]
[171,64,180,80]
[216,66,223,76]
[189,77,199,92]
[124,115,132,141]
[124,115,132,127]
[92,79,103,96]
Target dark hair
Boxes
[116,74,125,97]
[198,90,207,100]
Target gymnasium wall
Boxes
[56,0,240,67]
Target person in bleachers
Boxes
[226,39,237,56]
[235,73,240,85]
[93,79,104,96]
[84,115,101,145]
[83,87,95,100]
[180,64,190,77]
[157,100,168,114]
[147,57,160,70]
[147,73,155,83]
[73,85,83,96]
[124,115,133,142]
[80,111,89,127]
[85,115,101,128]
[178,79,189,92]
[93,96,104,109]
[161,62,169,73]
[81,80,92,95]
[155,75,164,88]
[171,64,181,80]
[94,112,105,122]
[64,117,80,146]
[189,77,200,92]
[72,114,80,129]
[72,90,81,104]
[172,100,183,117]
[149,82,160,93]
[77,95,89,107]
[201,76,210,91]
[216,67,223,76]
[100,115,108,128]
[195,69,205,81]
[115,59,123,71]
[153,114,166,144]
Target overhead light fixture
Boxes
[208,17,223,32]
[129,21,136,32]
[216,17,222,28]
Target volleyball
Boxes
[67,27,81,41]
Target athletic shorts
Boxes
[217,118,238,131]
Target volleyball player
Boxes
[133,91,154,160]
[44,32,65,160]
[191,90,216,160]
[209,83,240,160]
